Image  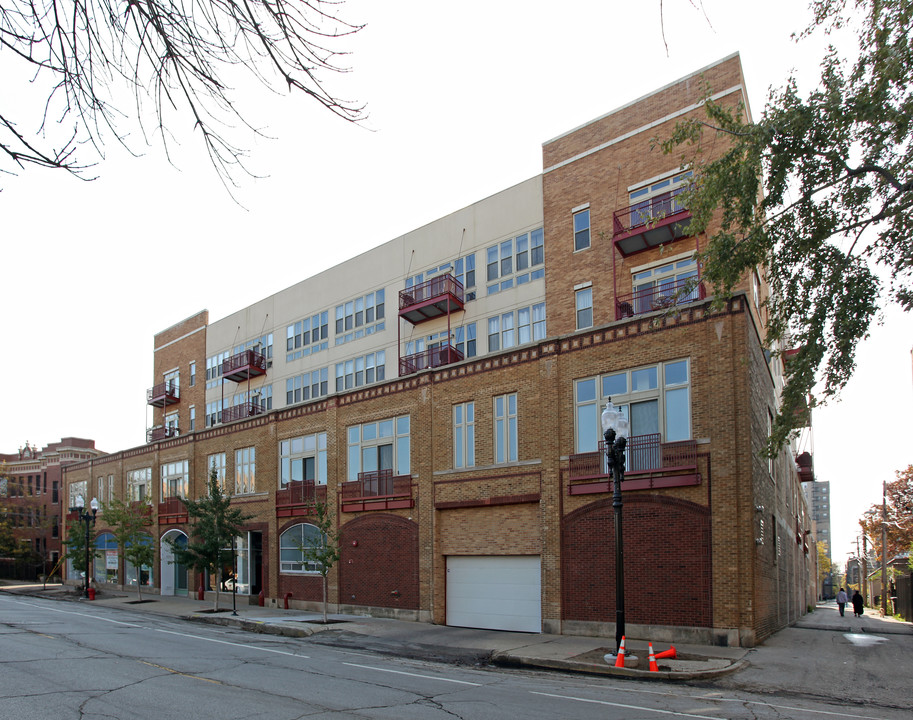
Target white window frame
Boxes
[127,468,151,503]
[235,447,256,495]
[279,433,328,486]
[160,460,189,501]
[453,402,475,469]
[573,208,591,251]
[486,228,545,294]
[576,286,593,329]
[347,415,410,481]
[493,393,518,464]
[279,523,325,573]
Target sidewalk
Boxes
[1,581,750,680]
[795,599,913,635]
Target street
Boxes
[1,594,910,720]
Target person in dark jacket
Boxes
[852,590,864,617]
[836,588,848,616]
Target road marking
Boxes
[532,691,720,718]
[1,598,139,626]
[154,628,310,658]
[140,661,223,684]
[343,662,481,686]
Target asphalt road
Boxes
[1,594,909,720]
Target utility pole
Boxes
[881,480,889,616]
[861,534,868,605]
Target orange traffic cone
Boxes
[614,636,626,668]
[654,645,677,660]
[648,642,659,672]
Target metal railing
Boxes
[615,277,705,319]
[276,480,327,507]
[222,349,267,376]
[399,343,463,375]
[147,381,179,404]
[568,434,698,482]
[342,470,412,500]
[612,193,689,236]
[221,401,263,423]
[146,426,178,443]
[399,274,464,311]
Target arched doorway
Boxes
[160,529,188,596]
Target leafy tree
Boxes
[296,502,341,623]
[859,465,913,563]
[63,518,96,580]
[660,0,913,452]
[101,497,155,601]
[1,0,363,186]
[168,467,250,611]
[816,541,836,592]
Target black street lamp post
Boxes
[74,495,99,599]
[601,400,629,655]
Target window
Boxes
[629,170,693,227]
[52,481,59,504]
[189,362,196,387]
[347,415,410,481]
[160,460,189,500]
[127,468,151,502]
[335,351,385,392]
[286,311,330,362]
[486,228,545,294]
[335,290,385,344]
[286,368,329,405]
[107,475,115,503]
[205,401,223,428]
[488,304,546,353]
[97,476,105,503]
[454,402,475,469]
[454,323,477,358]
[235,447,256,495]
[189,406,196,432]
[279,523,325,573]
[631,256,699,314]
[408,254,477,302]
[165,411,179,436]
[69,480,87,508]
[280,433,328,486]
[233,333,273,362]
[574,359,691,453]
[207,453,226,490]
[206,351,229,389]
[574,208,590,251]
[576,287,593,329]
[493,393,518,464]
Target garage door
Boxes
[446,556,541,633]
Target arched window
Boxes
[279,523,325,573]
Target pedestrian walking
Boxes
[836,588,848,617]
[852,590,864,617]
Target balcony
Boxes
[221,401,263,424]
[399,343,464,376]
[796,451,815,483]
[615,277,706,320]
[222,349,267,383]
[157,496,188,525]
[147,381,179,407]
[399,275,465,325]
[567,434,700,495]
[341,469,414,512]
[275,480,328,518]
[146,426,178,443]
[612,196,693,257]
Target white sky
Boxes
[1,1,908,570]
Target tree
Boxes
[295,501,341,623]
[1,0,364,186]
[63,518,96,581]
[660,0,913,452]
[859,465,913,563]
[817,541,835,593]
[100,497,155,601]
[168,467,250,611]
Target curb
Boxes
[492,652,748,681]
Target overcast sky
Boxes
[2,1,909,569]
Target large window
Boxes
[574,208,591,251]
[127,468,151,502]
[160,460,189,500]
[233,333,273,362]
[453,323,477,359]
[631,255,699,314]
[205,351,229,389]
[207,453,226,490]
[488,303,546,352]
[280,433,327,486]
[94,532,118,585]
[486,228,544,294]
[574,359,691,453]
[335,290,385,344]
[407,253,477,302]
[286,368,329,405]
[493,393,518,464]
[629,170,693,226]
[279,523,325,573]
[286,311,330,362]
[235,447,256,495]
[454,402,475,469]
[347,416,410,481]
[576,287,593,329]
[335,351,385,392]
[68,480,87,508]
[125,534,154,587]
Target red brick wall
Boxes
[562,494,712,627]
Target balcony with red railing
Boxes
[615,277,706,320]
[275,480,328,518]
[796,451,815,483]
[221,401,263,424]
[399,343,464,376]
[222,349,267,383]
[146,426,178,443]
[567,434,700,495]
[157,496,188,525]
[340,469,414,512]
[399,274,465,325]
[612,194,693,257]
[147,381,179,408]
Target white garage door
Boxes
[446,555,541,633]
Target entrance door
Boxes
[160,530,188,597]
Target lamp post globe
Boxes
[601,400,629,655]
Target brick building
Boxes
[0,438,104,579]
[62,53,816,646]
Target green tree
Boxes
[63,518,96,581]
[817,541,835,592]
[101,497,156,601]
[660,0,913,452]
[859,465,913,564]
[296,502,342,623]
[1,0,363,186]
[168,467,250,611]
